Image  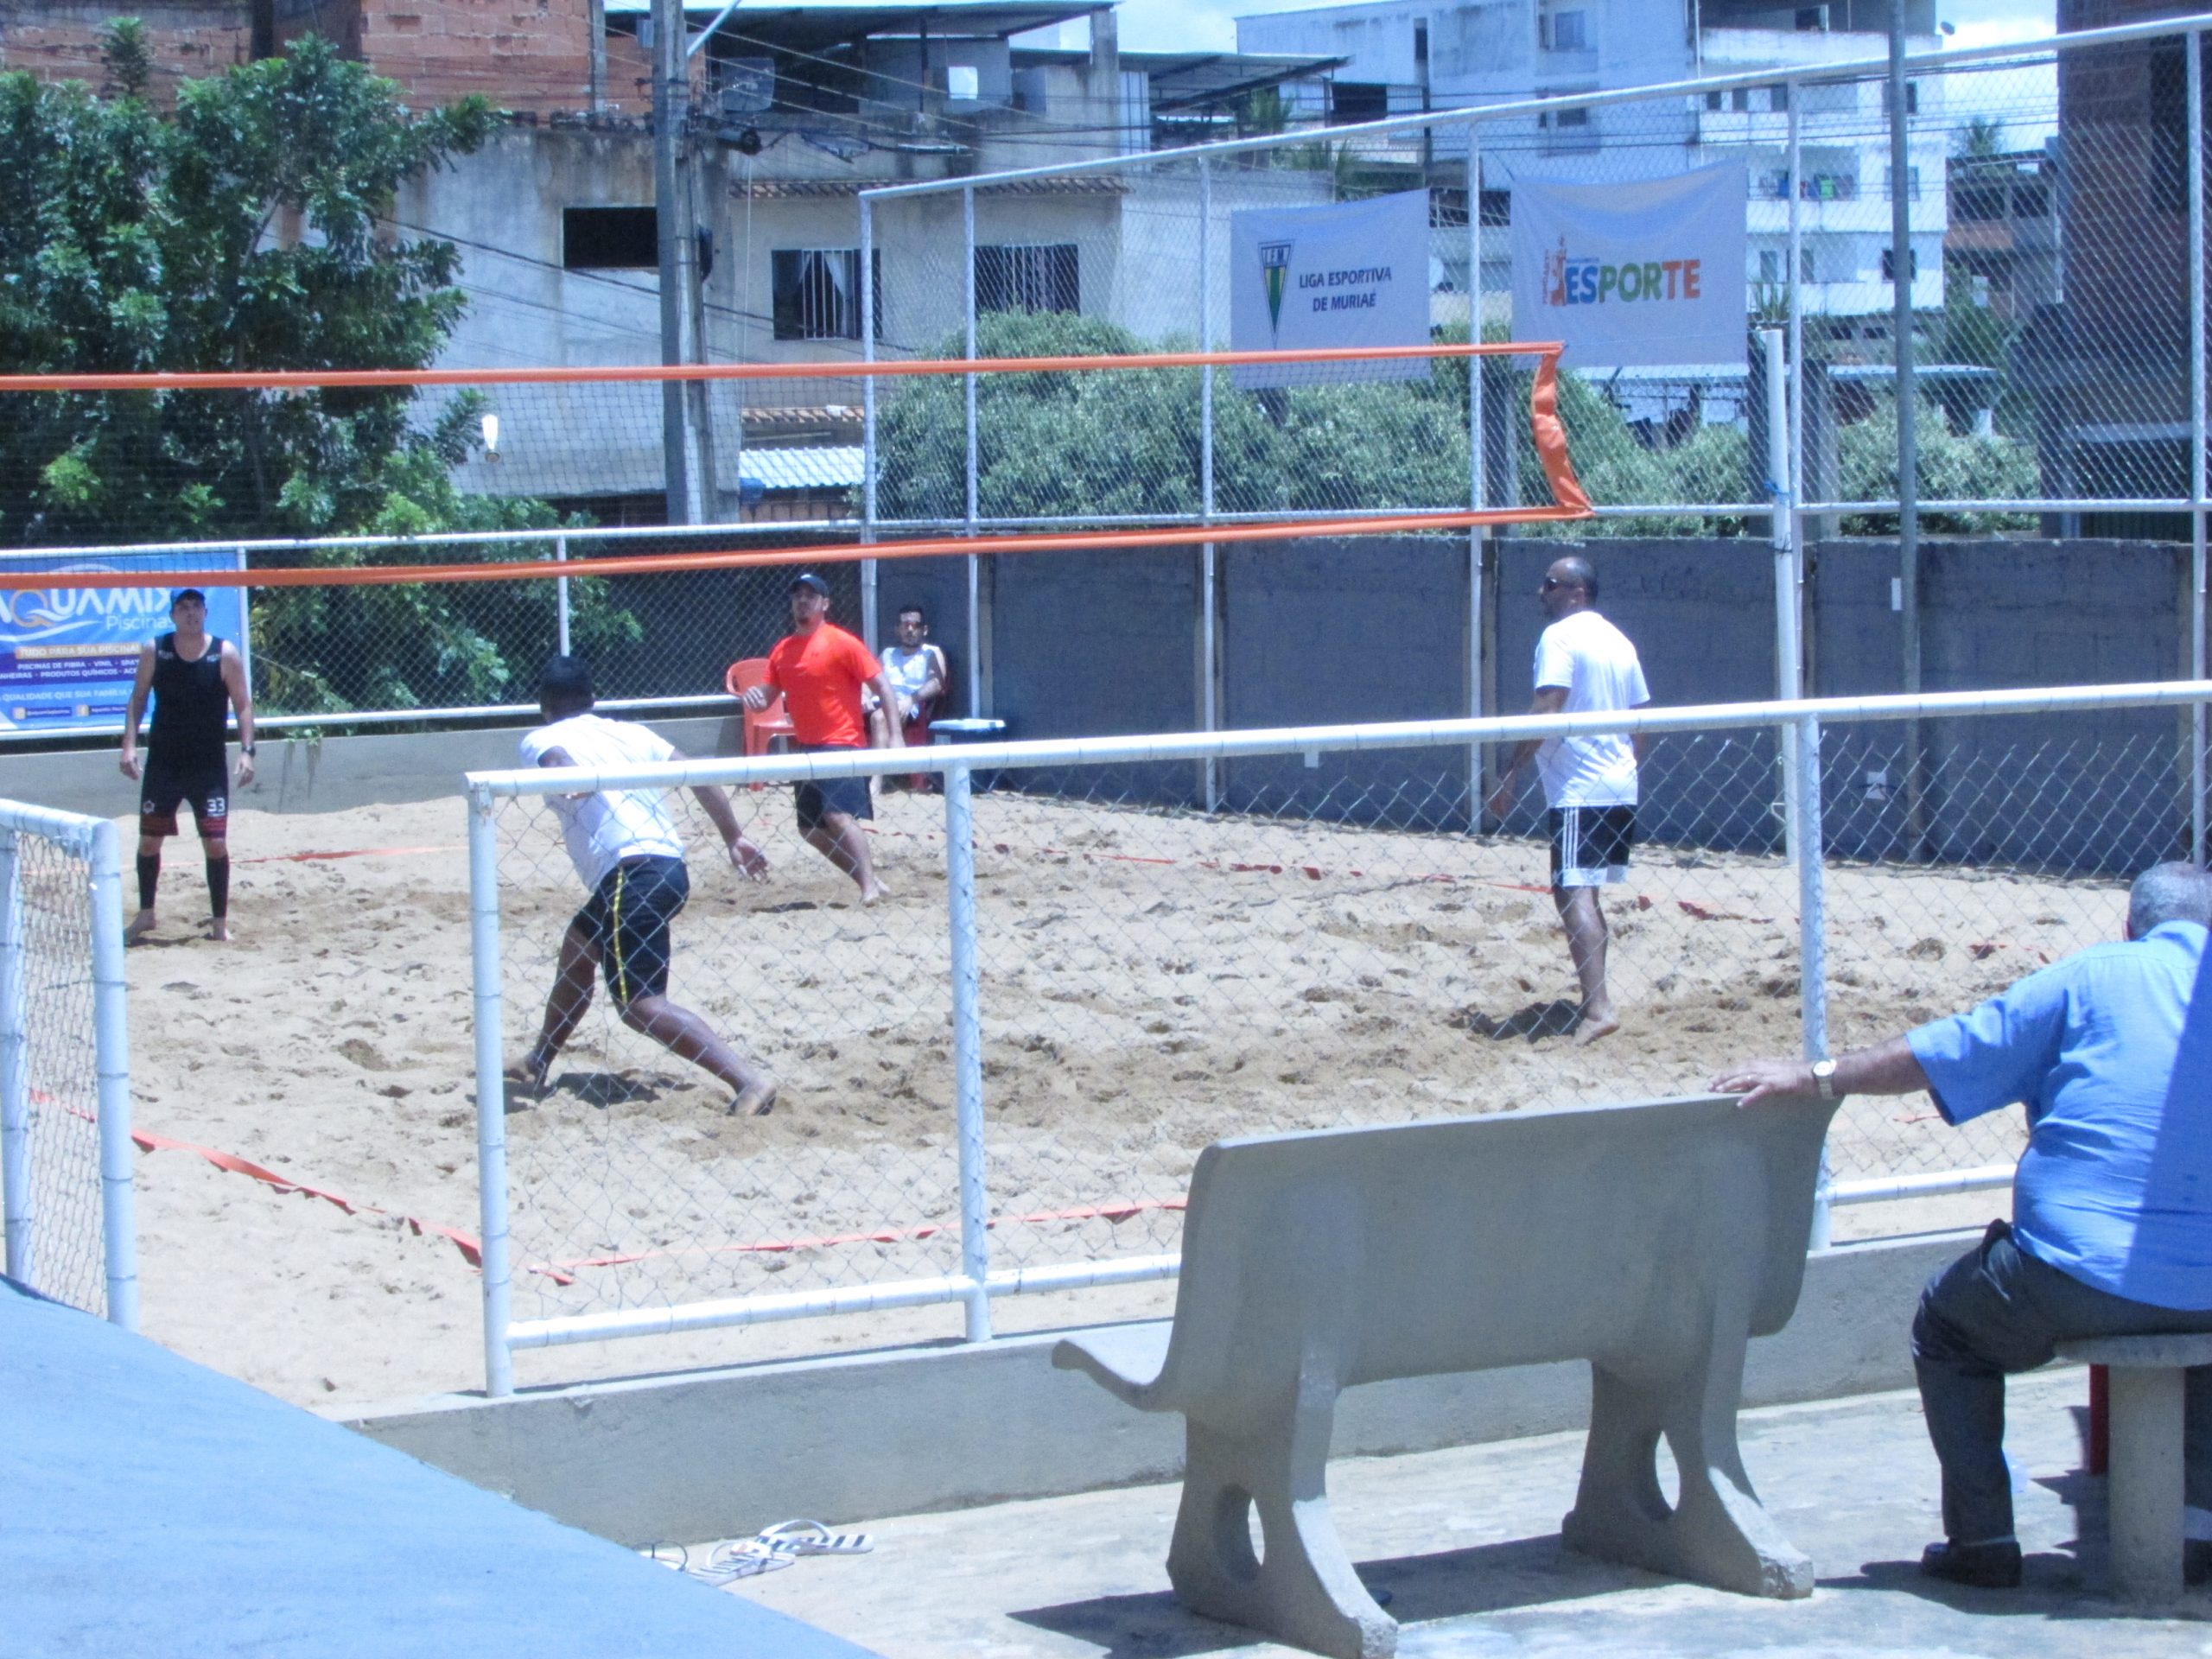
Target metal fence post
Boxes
[2190,28,2207,865]
[1200,157,1220,812]
[1468,118,1488,819]
[861,194,879,641]
[0,829,30,1290]
[86,820,137,1332]
[963,186,983,720]
[943,762,992,1341]
[468,785,514,1396]
[1766,327,1804,871]
[1890,20,1924,861]
[1795,713,1833,1249]
[555,534,571,658]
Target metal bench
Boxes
[2057,1332,2212,1603]
[1052,1093,1837,1659]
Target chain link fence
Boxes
[0,22,2206,747]
[467,684,2206,1386]
[0,801,134,1326]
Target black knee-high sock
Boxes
[137,853,160,912]
[206,855,229,920]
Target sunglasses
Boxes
[1541,576,1580,592]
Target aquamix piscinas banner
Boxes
[0,553,248,733]
[1229,190,1430,389]
[1510,162,1749,368]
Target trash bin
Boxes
[929,716,1012,792]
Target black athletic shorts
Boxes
[794,744,873,834]
[573,855,689,1008]
[1548,804,1636,889]
[139,759,229,839]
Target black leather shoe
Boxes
[1920,1539,2023,1588]
[2186,1539,2212,1586]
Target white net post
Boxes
[0,801,136,1328]
[468,782,516,1398]
[944,762,992,1341]
[1,828,31,1287]
[87,819,137,1332]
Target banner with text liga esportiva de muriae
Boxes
[1230,190,1431,390]
[1510,162,1749,369]
[0,552,249,734]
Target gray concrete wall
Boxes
[1221,537,1475,828]
[346,1229,1968,1547]
[1809,539,2187,872]
[937,533,2190,872]
[984,544,1204,804]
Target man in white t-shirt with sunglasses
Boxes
[1489,556,1650,1046]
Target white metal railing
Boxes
[0,799,135,1329]
[464,678,2210,1394]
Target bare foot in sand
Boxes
[731,1081,779,1116]
[860,881,892,906]
[206,918,232,943]
[124,910,158,945]
[504,1052,551,1098]
[1573,1007,1621,1047]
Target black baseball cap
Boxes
[171,588,207,607]
[789,573,830,596]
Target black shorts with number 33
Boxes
[573,855,690,1007]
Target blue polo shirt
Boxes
[1907,920,2212,1311]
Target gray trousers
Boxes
[1912,1220,2212,1543]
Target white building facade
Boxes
[1236,0,1948,327]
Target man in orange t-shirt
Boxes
[742,573,905,904]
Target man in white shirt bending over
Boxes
[507,656,779,1116]
[1488,556,1651,1046]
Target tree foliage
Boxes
[1839,393,2037,534]
[0,27,636,711]
[877,309,1471,524]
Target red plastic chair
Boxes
[726,658,795,788]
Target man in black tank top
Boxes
[119,589,256,943]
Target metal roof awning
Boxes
[1120,51,1350,113]
[741,445,866,491]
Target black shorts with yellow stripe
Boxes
[575,855,690,1008]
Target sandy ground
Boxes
[104,785,2090,1409]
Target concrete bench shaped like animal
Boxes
[1052,1093,1839,1659]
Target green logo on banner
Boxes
[1260,240,1294,339]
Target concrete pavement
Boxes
[721,1366,2211,1657]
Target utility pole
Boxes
[653,0,695,524]
[1889,3,1923,856]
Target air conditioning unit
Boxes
[720,58,774,115]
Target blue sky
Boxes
[1109,0,2056,54]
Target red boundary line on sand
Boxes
[46,1083,1181,1285]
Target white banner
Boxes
[1510,162,1748,368]
[1230,190,1430,389]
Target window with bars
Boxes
[976,244,1080,314]
[771,248,881,340]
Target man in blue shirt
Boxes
[1713,861,2212,1589]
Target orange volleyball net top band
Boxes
[0,343,1592,591]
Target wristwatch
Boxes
[1810,1058,1839,1102]
[239,743,256,756]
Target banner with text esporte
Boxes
[1230,190,1430,389]
[1510,162,1749,368]
[0,552,248,733]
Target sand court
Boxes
[112,781,2068,1407]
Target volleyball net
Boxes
[0,342,1586,727]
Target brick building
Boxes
[0,0,616,115]
[2021,0,2204,531]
